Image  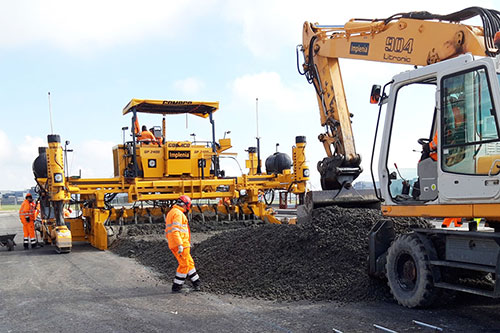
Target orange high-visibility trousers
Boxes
[21,219,36,245]
[171,246,199,286]
[442,217,463,228]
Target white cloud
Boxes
[174,77,206,95]
[231,71,311,112]
[68,140,115,178]
[0,131,11,159]
[224,0,494,57]
[0,135,115,189]
[0,0,210,53]
[0,134,44,190]
[18,136,45,163]
[2,0,494,56]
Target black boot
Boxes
[171,283,183,293]
[192,279,201,291]
[24,243,29,250]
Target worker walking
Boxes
[19,193,37,250]
[165,195,201,293]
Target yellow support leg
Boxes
[88,209,109,250]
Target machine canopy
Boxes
[123,99,219,118]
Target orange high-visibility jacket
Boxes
[19,200,35,223]
[34,202,40,219]
[165,205,191,249]
[138,130,156,143]
[429,131,438,161]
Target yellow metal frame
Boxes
[36,100,310,251]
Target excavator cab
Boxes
[377,54,500,210]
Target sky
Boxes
[0,0,497,191]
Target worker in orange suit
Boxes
[19,193,37,250]
[137,125,157,144]
[165,195,201,293]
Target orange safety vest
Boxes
[429,131,438,161]
[19,199,35,222]
[138,130,156,143]
[34,202,40,220]
[165,205,191,249]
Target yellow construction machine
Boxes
[33,99,309,252]
[298,7,500,307]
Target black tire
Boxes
[6,239,14,251]
[386,233,438,308]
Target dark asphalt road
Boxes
[1,211,500,332]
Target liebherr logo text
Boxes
[384,37,414,63]
[350,42,369,56]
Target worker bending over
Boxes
[165,195,201,293]
[19,193,37,250]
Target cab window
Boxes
[441,67,500,174]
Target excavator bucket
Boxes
[297,188,380,224]
[317,155,362,190]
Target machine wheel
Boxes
[386,233,438,308]
[6,239,14,251]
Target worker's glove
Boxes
[177,245,184,254]
[25,217,30,223]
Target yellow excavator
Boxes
[33,99,309,252]
[298,7,500,307]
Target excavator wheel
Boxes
[386,233,438,308]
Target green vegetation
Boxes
[0,205,20,211]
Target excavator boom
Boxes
[299,6,500,190]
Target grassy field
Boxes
[0,205,20,211]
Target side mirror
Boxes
[370,85,381,104]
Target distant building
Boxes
[1,188,38,205]
[353,181,378,190]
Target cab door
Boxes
[437,58,500,203]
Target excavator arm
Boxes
[299,6,500,190]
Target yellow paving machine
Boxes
[33,99,309,252]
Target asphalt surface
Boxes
[1,211,500,332]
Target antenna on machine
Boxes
[255,97,262,174]
[255,97,260,139]
[48,92,54,134]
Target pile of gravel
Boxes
[110,206,430,302]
